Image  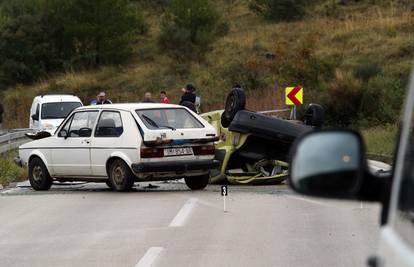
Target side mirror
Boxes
[289,130,364,199]
[59,129,68,138]
[31,114,39,121]
[78,127,92,137]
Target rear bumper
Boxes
[132,160,220,173]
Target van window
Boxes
[41,102,82,119]
[395,108,414,246]
[95,111,123,137]
[136,108,204,130]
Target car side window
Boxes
[66,111,98,138]
[394,110,414,246]
[95,111,123,137]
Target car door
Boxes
[51,110,99,176]
[378,73,414,267]
[90,110,128,177]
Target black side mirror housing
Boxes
[59,129,68,138]
[31,114,39,121]
[289,130,365,199]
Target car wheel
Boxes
[109,159,134,192]
[221,87,246,128]
[303,103,324,128]
[29,157,53,191]
[105,180,113,189]
[184,174,210,190]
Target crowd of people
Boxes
[90,84,200,112]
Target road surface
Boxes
[0,181,380,267]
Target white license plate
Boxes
[164,147,193,156]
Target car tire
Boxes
[184,174,210,190]
[108,159,134,192]
[29,157,53,191]
[221,87,246,128]
[105,180,113,189]
[303,103,324,128]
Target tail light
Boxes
[141,147,164,158]
[193,145,215,156]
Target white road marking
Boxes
[135,247,164,267]
[287,195,331,207]
[169,197,198,227]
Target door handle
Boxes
[83,140,90,144]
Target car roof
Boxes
[34,94,82,104]
[77,103,185,112]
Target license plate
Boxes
[164,147,193,156]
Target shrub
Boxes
[353,62,383,82]
[158,0,224,60]
[249,0,307,22]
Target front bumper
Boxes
[132,160,220,173]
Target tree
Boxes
[55,0,148,66]
[159,0,224,61]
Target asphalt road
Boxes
[0,181,380,267]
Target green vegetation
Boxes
[362,124,398,156]
[159,0,226,61]
[249,0,307,22]
[0,150,26,186]
[0,0,147,88]
[0,0,413,129]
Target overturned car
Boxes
[201,87,324,185]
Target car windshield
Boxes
[41,102,82,119]
[136,108,204,129]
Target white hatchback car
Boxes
[16,103,219,191]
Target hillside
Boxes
[1,0,414,129]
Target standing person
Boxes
[159,91,171,104]
[0,101,4,131]
[91,92,112,105]
[179,84,196,105]
[179,84,197,112]
[142,92,155,103]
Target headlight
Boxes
[41,123,54,130]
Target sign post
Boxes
[221,185,228,213]
[285,86,303,120]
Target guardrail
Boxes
[0,129,31,154]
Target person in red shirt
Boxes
[159,91,171,104]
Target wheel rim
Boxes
[112,164,125,186]
[32,165,43,183]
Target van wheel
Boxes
[109,159,134,192]
[29,157,53,191]
[221,87,246,128]
[185,174,210,190]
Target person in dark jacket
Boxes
[179,84,196,105]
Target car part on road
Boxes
[184,174,210,190]
[29,157,53,190]
[221,87,246,128]
[109,159,134,192]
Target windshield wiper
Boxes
[141,114,175,130]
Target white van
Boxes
[288,69,414,267]
[29,94,83,134]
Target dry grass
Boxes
[361,124,398,156]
